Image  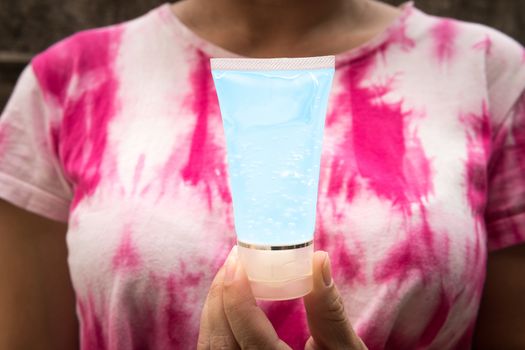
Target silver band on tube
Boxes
[237,240,313,251]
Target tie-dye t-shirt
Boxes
[1,2,525,349]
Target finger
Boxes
[197,268,219,349]
[197,290,211,350]
[222,247,291,350]
[197,253,240,350]
[303,251,366,350]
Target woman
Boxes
[0,0,524,348]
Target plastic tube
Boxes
[211,56,335,300]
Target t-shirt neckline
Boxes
[155,1,416,66]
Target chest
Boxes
[63,55,490,302]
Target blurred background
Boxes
[1,0,524,109]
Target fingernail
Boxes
[322,253,333,287]
[224,246,238,284]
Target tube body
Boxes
[211,56,335,300]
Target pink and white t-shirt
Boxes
[1,2,525,349]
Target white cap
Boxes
[237,241,313,301]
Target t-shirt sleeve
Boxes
[484,30,525,251]
[485,90,525,251]
[0,65,72,222]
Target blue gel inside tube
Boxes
[211,56,334,300]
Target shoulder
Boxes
[448,20,525,120]
[448,18,525,80]
[408,7,524,62]
[30,6,162,105]
[408,8,525,119]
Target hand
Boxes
[197,247,368,349]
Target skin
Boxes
[0,0,523,348]
[0,199,77,349]
[171,0,401,58]
[473,243,525,349]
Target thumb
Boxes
[303,251,366,350]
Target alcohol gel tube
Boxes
[211,56,335,300]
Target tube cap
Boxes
[237,241,313,301]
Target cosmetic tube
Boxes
[211,56,335,300]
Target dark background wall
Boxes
[1,0,524,109]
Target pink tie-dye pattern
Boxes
[330,40,456,348]
[385,6,416,51]
[373,216,441,286]
[326,158,359,207]
[416,290,451,347]
[473,35,493,55]
[260,300,309,348]
[343,53,433,209]
[314,212,365,285]
[313,212,366,286]
[462,102,491,216]
[462,103,491,278]
[162,266,204,348]
[131,154,146,195]
[507,94,525,243]
[32,48,74,105]
[112,224,142,271]
[324,58,360,213]
[320,33,445,345]
[179,50,232,208]
[331,233,366,285]
[78,295,107,350]
[485,92,525,248]
[431,20,458,63]
[163,275,191,348]
[33,28,123,209]
[382,289,450,349]
[510,93,525,173]
[325,37,429,220]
